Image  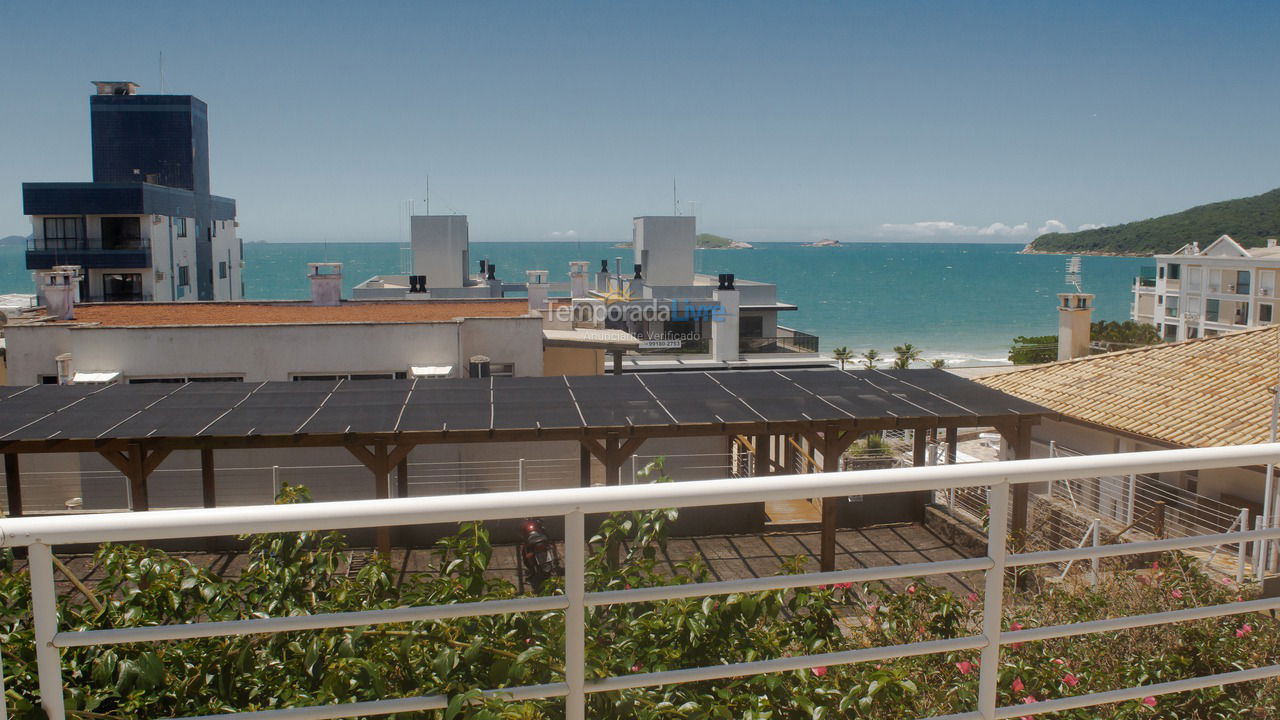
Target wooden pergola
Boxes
[0,369,1052,568]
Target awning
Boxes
[543,328,641,352]
[71,371,121,384]
[410,365,454,379]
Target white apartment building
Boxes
[1131,234,1280,342]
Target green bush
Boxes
[2,484,1277,718]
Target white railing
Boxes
[5,445,1280,719]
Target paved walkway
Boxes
[30,522,980,601]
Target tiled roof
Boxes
[978,326,1280,447]
[53,300,531,327]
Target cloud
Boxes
[1076,223,1104,231]
[547,230,579,239]
[877,220,1033,238]
[1037,220,1069,235]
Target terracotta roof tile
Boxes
[978,326,1280,447]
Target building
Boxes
[354,215,501,299]
[21,82,240,303]
[1132,234,1280,342]
[977,325,1278,528]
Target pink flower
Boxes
[1220,576,1234,586]
[811,666,827,677]
[955,660,974,675]
[1170,589,1183,599]
[1052,658,1066,665]
[1012,677,1025,693]
[867,604,879,615]
[967,592,980,604]
[1236,623,1253,638]
[835,582,853,589]
[816,584,827,590]
[1141,696,1157,707]
[1062,673,1079,687]
[1137,574,1151,585]
[1023,695,1038,703]
[631,664,642,672]
[1151,560,1160,570]
[907,584,917,594]
[1010,621,1024,631]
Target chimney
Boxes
[1057,292,1095,361]
[712,274,740,363]
[39,267,81,320]
[526,270,549,312]
[308,263,343,306]
[92,81,140,96]
[594,259,610,292]
[570,261,591,298]
[485,263,503,297]
[478,259,488,281]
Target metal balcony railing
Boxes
[4,444,1280,719]
[27,237,151,252]
[740,331,819,354]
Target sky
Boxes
[2,1,1279,243]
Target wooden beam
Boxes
[127,443,149,512]
[604,435,621,486]
[753,433,769,477]
[1001,421,1034,545]
[200,449,216,508]
[912,429,928,466]
[945,427,959,465]
[579,443,592,488]
[346,443,393,555]
[142,448,172,477]
[396,458,410,499]
[4,453,21,517]
[580,438,608,465]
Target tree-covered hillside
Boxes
[1026,188,1280,256]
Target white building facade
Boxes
[1132,234,1280,342]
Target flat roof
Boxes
[0,369,1051,454]
[43,300,531,327]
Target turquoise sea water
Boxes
[0,241,1146,364]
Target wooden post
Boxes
[4,453,21,517]
[128,443,149,512]
[347,443,416,556]
[913,429,928,466]
[1005,421,1034,545]
[1152,500,1167,539]
[612,350,623,375]
[945,427,959,464]
[605,435,621,486]
[811,425,858,572]
[396,458,410,499]
[784,434,797,475]
[200,449,216,508]
[579,443,592,488]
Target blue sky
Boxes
[2,1,1279,243]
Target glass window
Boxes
[1236,270,1251,295]
[1260,304,1273,324]
[177,265,190,287]
[1167,263,1181,280]
[175,217,188,237]
[102,273,143,301]
[219,261,228,279]
[43,217,82,242]
[1206,299,1220,322]
[490,363,516,377]
[1164,296,1179,318]
[100,217,143,250]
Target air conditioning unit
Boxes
[152,214,163,225]
[154,270,166,281]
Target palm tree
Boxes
[832,346,853,370]
[892,343,922,369]
[930,358,947,369]
[860,349,882,369]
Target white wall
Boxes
[210,217,241,301]
[411,216,470,288]
[634,216,695,287]
[5,316,543,384]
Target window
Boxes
[219,261,228,280]
[39,375,60,385]
[175,217,188,237]
[1236,270,1251,295]
[1206,298,1220,322]
[1261,304,1274,324]
[490,363,516,377]
[102,273,143,301]
[1167,263,1180,280]
[43,217,82,243]
[1164,296,1179,318]
[100,217,143,250]
[292,372,408,382]
[1158,266,1165,280]
[177,265,190,287]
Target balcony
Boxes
[2,444,1279,719]
[740,327,819,354]
[26,236,151,270]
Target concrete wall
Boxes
[634,216,695,287]
[411,216,469,288]
[4,316,544,384]
[543,346,603,376]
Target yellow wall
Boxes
[543,347,604,376]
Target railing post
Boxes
[977,480,1010,720]
[1255,516,1266,583]
[518,458,527,493]
[1125,473,1137,526]
[1089,519,1100,587]
[1237,508,1249,585]
[564,510,586,720]
[28,543,66,719]
[271,465,281,500]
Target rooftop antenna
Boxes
[158,51,165,94]
[1065,255,1084,292]
[673,177,680,216]
[424,175,430,216]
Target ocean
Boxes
[0,241,1147,365]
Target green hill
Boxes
[1026,187,1280,256]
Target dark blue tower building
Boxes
[23,82,239,302]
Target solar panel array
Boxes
[0,369,1049,445]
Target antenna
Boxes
[159,51,165,94]
[1065,255,1083,292]
[673,178,679,216]
[425,175,430,216]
